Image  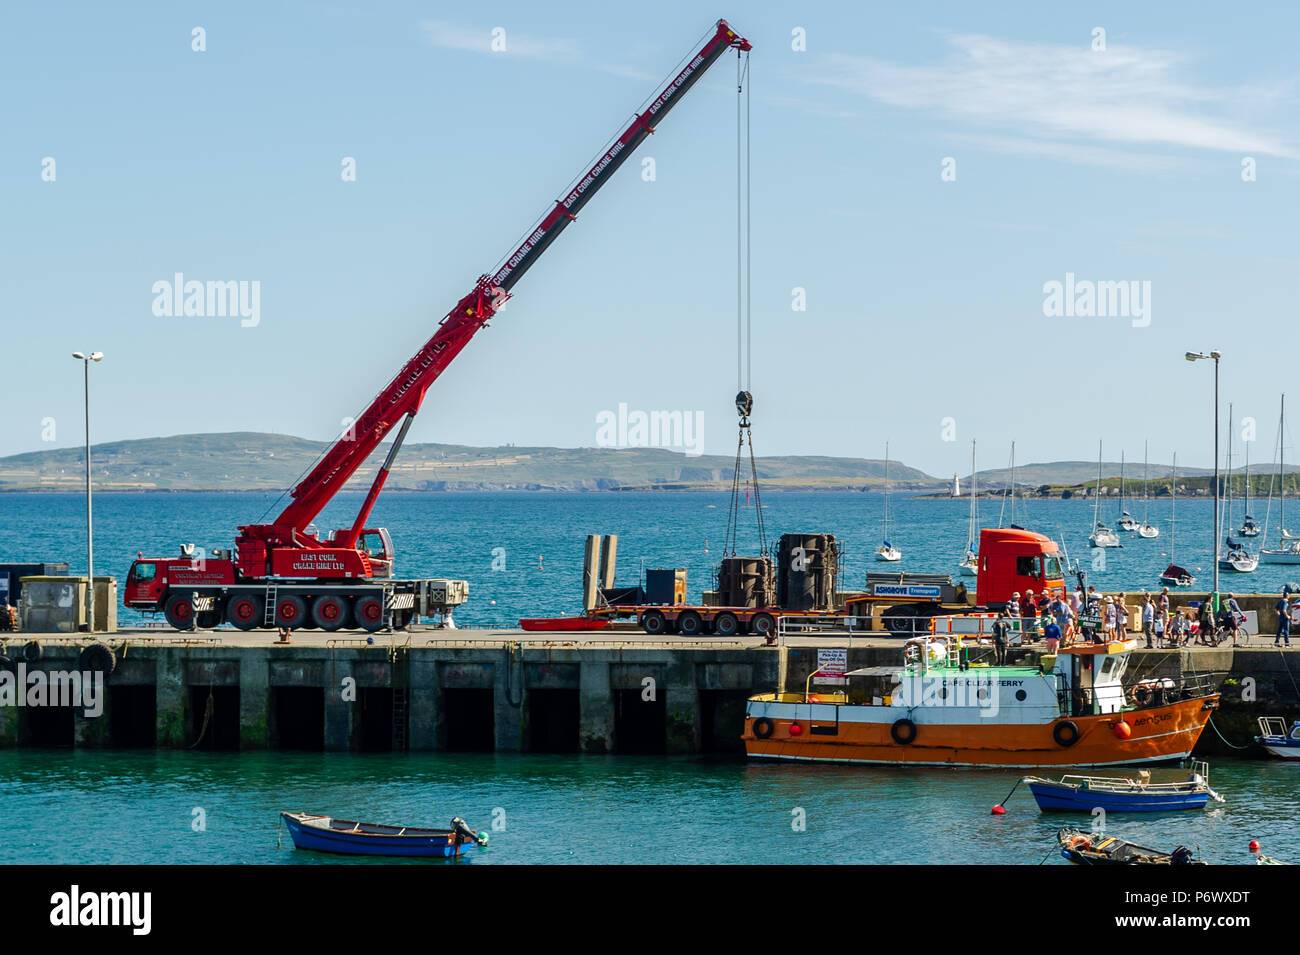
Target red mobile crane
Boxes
[124,19,753,633]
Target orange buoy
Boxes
[991,804,1006,816]
[1113,720,1132,739]
[789,723,803,736]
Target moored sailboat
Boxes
[958,439,978,576]
[876,442,901,561]
[1089,441,1120,548]
[1138,441,1159,538]
[1159,453,1195,587]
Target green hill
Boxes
[0,432,939,492]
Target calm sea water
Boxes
[2,491,1298,865]
[0,750,1295,865]
[0,490,1292,628]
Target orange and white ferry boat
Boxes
[744,635,1218,768]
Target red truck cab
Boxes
[974,527,1067,608]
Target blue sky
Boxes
[4,1,1298,477]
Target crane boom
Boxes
[234,19,751,573]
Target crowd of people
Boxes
[987,586,1258,664]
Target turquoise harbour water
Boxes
[0,490,1292,629]
[2,490,1298,865]
[1,751,1296,865]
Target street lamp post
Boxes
[1185,349,1222,610]
[72,351,103,631]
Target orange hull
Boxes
[744,696,1218,768]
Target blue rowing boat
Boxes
[1023,762,1222,813]
[280,812,488,858]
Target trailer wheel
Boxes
[227,595,262,631]
[714,612,739,636]
[164,593,197,631]
[274,595,307,629]
[750,612,775,637]
[642,610,667,635]
[677,610,703,636]
[354,595,385,632]
[883,605,921,636]
[311,594,351,632]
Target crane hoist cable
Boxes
[724,47,763,559]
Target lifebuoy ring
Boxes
[752,717,775,739]
[890,718,918,745]
[1132,684,1155,706]
[1053,720,1080,747]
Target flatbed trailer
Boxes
[596,604,841,638]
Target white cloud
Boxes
[809,34,1300,162]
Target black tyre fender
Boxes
[1053,720,1081,747]
[21,640,42,663]
[752,716,775,739]
[642,610,667,635]
[890,718,918,745]
[78,641,116,675]
[677,610,703,636]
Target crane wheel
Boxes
[226,595,262,631]
[164,593,197,631]
[714,612,739,636]
[311,595,351,632]
[274,595,308,629]
[677,610,703,636]
[354,595,385,632]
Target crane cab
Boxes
[351,528,394,578]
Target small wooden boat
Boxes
[1058,828,1203,866]
[280,812,487,858]
[1024,762,1222,813]
[519,616,610,632]
[1255,716,1300,759]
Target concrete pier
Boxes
[0,626,1296,754]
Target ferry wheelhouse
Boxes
[743,632,1218,768]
